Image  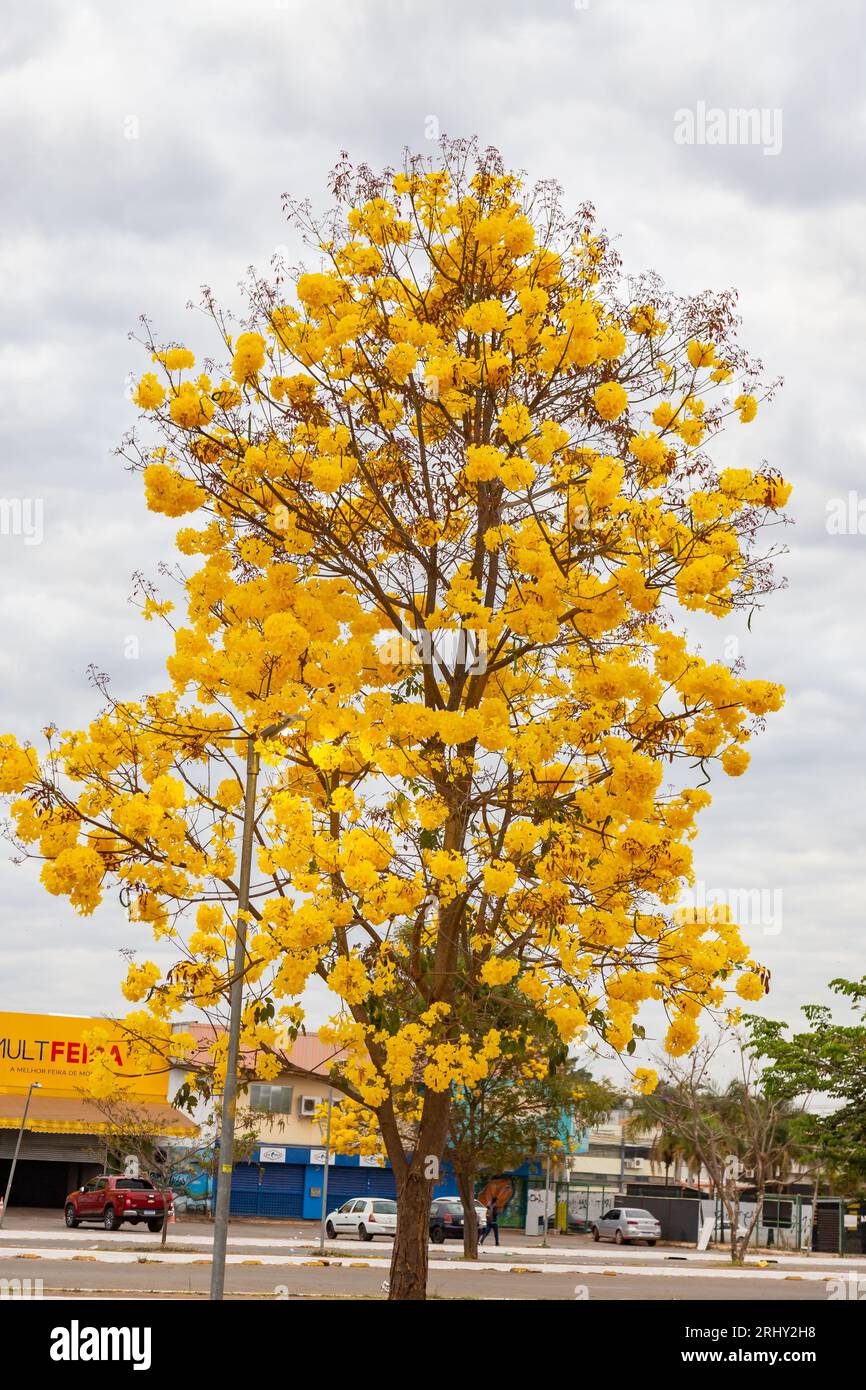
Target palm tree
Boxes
[627,1086,703,1188]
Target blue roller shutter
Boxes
[228,1160,306,1218]
[228,1161,260,1217]
[325,1166,396,1205]
[359,1167,397,1199]
[258,1161,305,1218]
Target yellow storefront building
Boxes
[0,1011,195,1209]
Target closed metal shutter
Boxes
[228,1161,260,1217]
[258,1162,304,1218]
[228,1161,305,1219]
[0,1133,96,1163]
[813,1202,843,1254]
[325,1166,396,1205]
[360,1167,397,1200]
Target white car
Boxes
[325,1197,398,1241]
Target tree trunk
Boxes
[389,1160,434,1300]
[726,1192,745,1264]
[387,1090,451,1300]
[456,1165,479,1260]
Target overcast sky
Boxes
[1,0,864,1061]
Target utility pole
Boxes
[618,1098,633,1194]
[0,1083,41,1227]
[541,1151,551,1247]
[318,1088,333,1254]
[209,717,298,1301]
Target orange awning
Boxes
[0,1093,197,1138]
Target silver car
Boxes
[591,1206,661,1246]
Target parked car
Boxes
[591,1207,661,1245]
[429,1196,489,1243]
[324,1197,397,1241]
[64,1176,173,1232]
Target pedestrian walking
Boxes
[479,1195,500,1246]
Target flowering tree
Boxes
[0,139,790,1299]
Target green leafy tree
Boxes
[747,977,866,1195]
[628,1082,703,1187]
[445,1033,619,1256]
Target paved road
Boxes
[0,1254,832,1300]
[0,1209,853,1300]
[5,1208,852,1268]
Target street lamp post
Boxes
[209,717,299,1301]
[318,1088,333,1254]
[541,1152,551,1248]
[619,1098,633,1193]
[0,1082,41,1227]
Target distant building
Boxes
[168,1024,346,1145]
[0,1010,196,1209]
[566,1108,656,1190]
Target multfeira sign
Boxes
[0,1011,168,1099]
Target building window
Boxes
[587,1143,651,1160]
[249,1083,294,1114]
[566,1174,623,1186]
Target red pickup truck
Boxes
[64,1175,172,1232]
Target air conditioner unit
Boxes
[298,1095,318,1118]
[624,1158,643,1171]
